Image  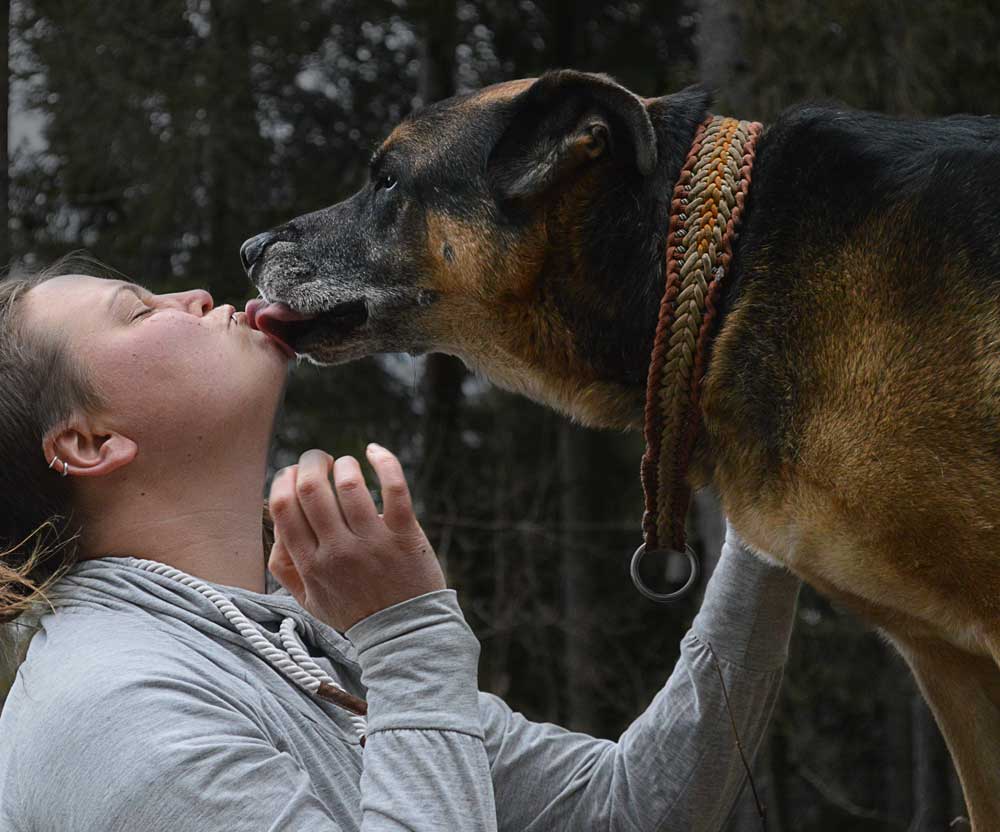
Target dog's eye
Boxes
[377,174,397,192]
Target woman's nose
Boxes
[171,289,213,315]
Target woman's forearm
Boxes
[610,526,801,830]
[483,523,801,832]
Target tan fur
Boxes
[419,210,643,427]
[705,214,1000,647]
[377,123,439,174]
[462,78,536,107]
[696,209,1000,827]
[380,80,538,177]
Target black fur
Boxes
[713,105,1000,464]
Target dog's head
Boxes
[243,70,707,427]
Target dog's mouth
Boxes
[245,297,369,355]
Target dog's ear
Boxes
[487,70,657,203]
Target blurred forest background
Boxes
[1,1,998,829]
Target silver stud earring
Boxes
[62,460,69,477]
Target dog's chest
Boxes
[721,479,993,657]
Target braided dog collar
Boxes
[633,114,762,603]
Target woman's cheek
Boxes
[96,329,200,407]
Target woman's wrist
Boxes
[347,589,484,738]
[690,521,801,672]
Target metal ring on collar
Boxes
[630,543,700,603]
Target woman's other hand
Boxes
[267,443,445,631]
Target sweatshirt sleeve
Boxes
[482,521,802,832]
[345,589,497,832]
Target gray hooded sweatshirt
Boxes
[0,525,799,831]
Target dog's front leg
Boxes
[894,634,1000,831]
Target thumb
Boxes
[268,537,306,604]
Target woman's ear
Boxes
[43,416,138,478]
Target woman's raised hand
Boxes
[267,443,445,631]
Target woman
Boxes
[0,258,801,831]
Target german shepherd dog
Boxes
[241,70,1000,828]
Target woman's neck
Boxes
[75,459,270,593]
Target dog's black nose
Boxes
[240,231,277,272]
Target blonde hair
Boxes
[0,254,114,612]
[0,255,121,706]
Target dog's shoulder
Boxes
[736,102,1000,290]
[765,102,1000,153]
[708,102,1000,470]
[756,102,1000,207]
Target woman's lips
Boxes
[245,299,309,359]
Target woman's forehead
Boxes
[34,273,112,296]
[22,274,115,331]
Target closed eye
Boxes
[131,306,155,321]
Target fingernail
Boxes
[367,443,383,453]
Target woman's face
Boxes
[23,274,291,464]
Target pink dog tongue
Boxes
[245,299,315,355]
[247,300,313,331]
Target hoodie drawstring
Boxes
[129,558,367,745]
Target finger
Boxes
[366,444,416,533]
[333,455,379,535]
[268,465,318,560]
[268,536,306,603]
[295,449,348,541]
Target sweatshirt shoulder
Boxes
[0,613,288,832]
[20,608,222,687]
[5,609,264,743]
[2,614,267,782]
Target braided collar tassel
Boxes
[634,115,762,603]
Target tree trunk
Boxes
[694,0,751,118]
[413,0,465,585]
[558,422,601,733]
[693,0,749,589]
[886,674,914,825]
[414,0,456,108]
[549,0,613,736]
[692,486,726,591]
[693,5,775,828]
[204,0,259,296]
[0,0,9,268]
[911,692,952,830]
